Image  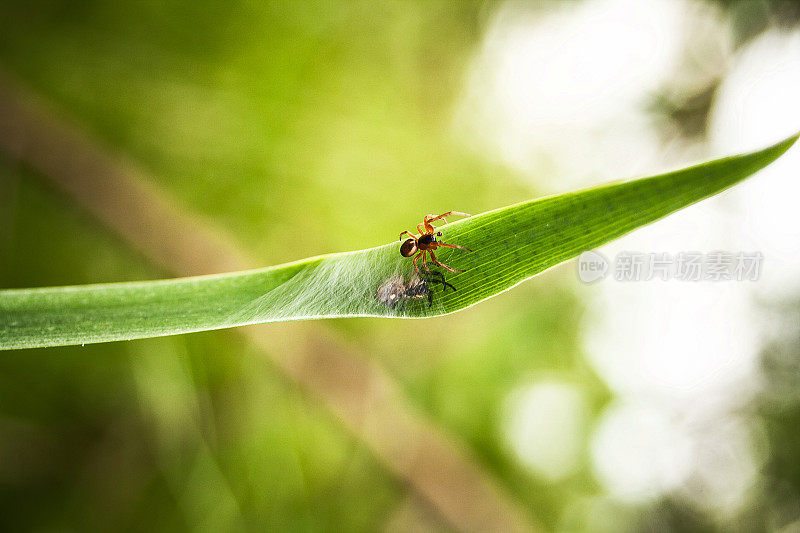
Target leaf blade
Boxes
[2,133,797,349]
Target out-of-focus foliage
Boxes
[0,2,570,530]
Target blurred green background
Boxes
[1,1,800,531]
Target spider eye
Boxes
[437,232,442,237]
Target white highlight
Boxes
[590,402,693,502]
[454,0,685,189]
[709,29,800,298]
[459,1,795,515]
[504,380,587,481]
[584,229,761,401]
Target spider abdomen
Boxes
[400,239,418,257]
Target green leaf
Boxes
[2,133,797,350]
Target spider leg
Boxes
[412,253,423,275]
[436,241,472,252]
[421,250,431,272]
[417,223,427,234]
[429,250,464,273]
[440,211,471,219]
[425,211,471,226]
[423,211,471,233]
[423,215,442,233]
[399,230,417,241]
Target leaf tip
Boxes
[774,130,800,154]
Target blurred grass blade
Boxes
[1,133,797,349]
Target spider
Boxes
[375,271,456,309]
[399,211,472,274]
